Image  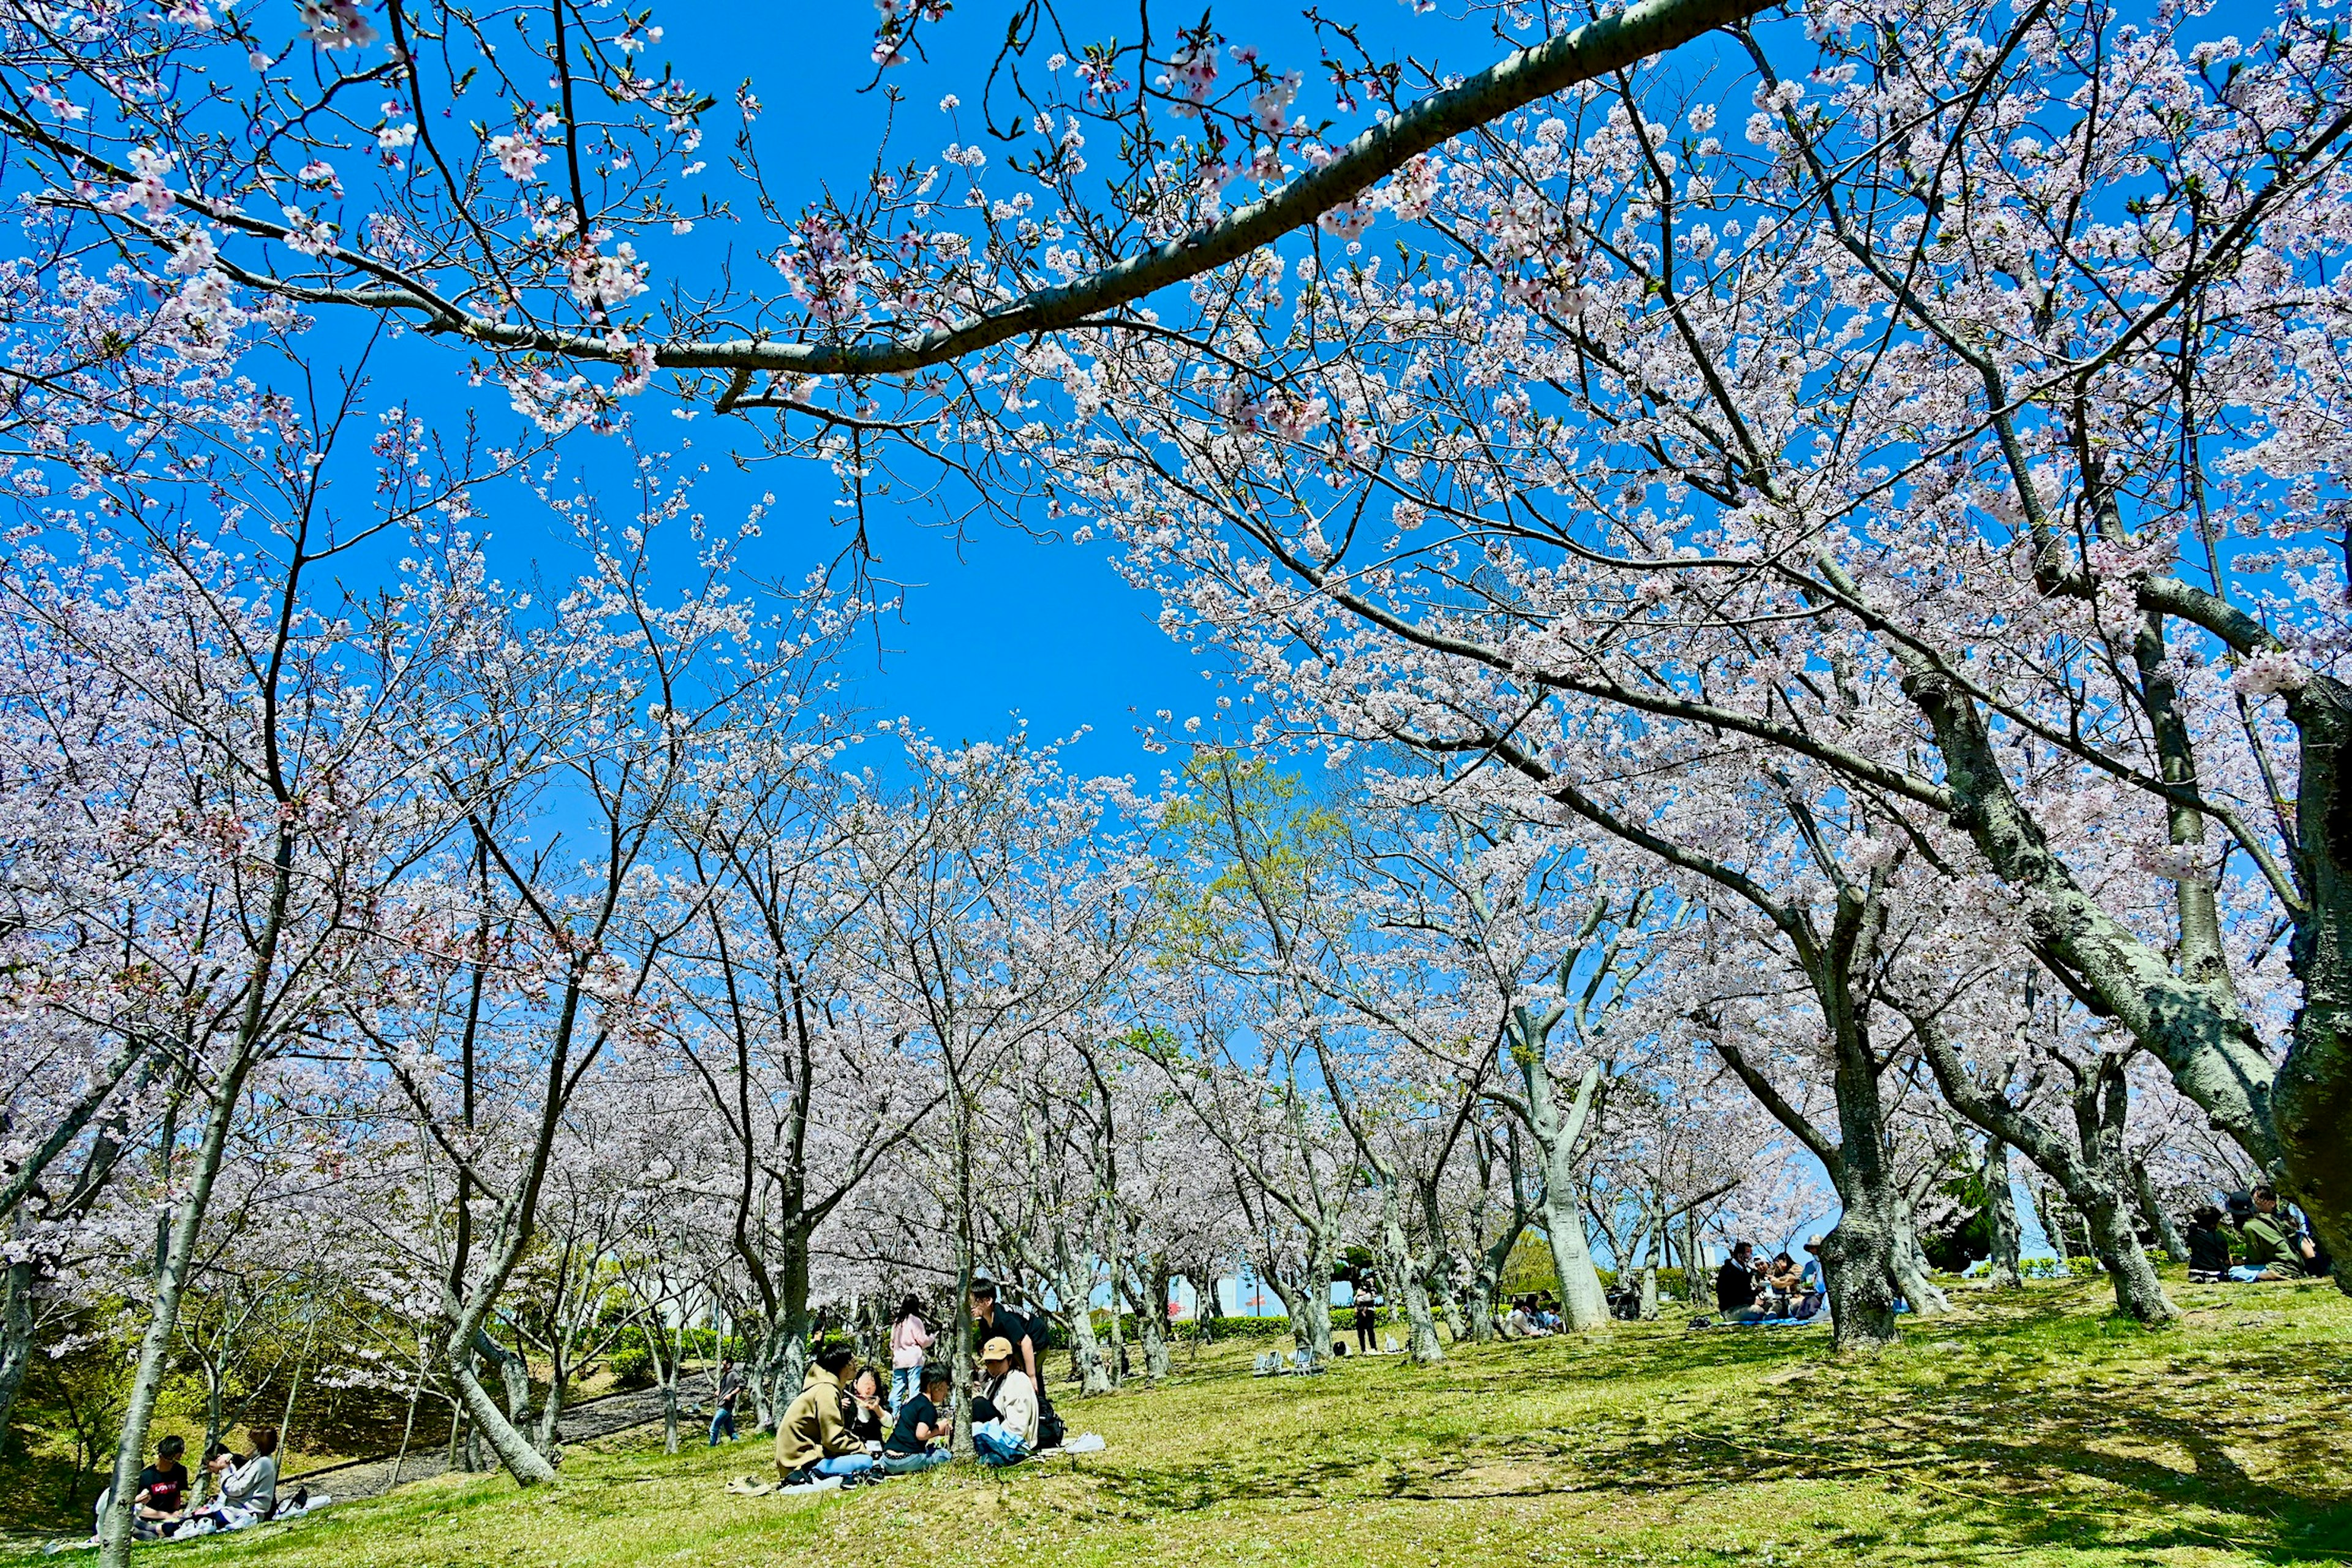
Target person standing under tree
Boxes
[888,1295,934,1415]
[1353,1292,1378,1355]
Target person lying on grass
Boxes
[775,1347,877,1485]
[881,1369,955,1474]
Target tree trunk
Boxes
[2133,1163,2189,1262]
[447,1357,554,1483]
[1298,1236,1335,1369]
[1913,1014,2177,1325]
[1377,1183,1443,1365]
[1637,1263,1659,1321]
[0,1259,36,1438]
[662,1377,680,1454]
[97,1042,258,1568]
[388,1369,422,1488]
[1051,1238,1113,1395]
[1137,1260,1171,1381]
[1889,1205,1952,1317]
[1983,1139,2024,1289]
[1515,1042,1610,1332]
[472,1330,535,1443]
[2084,1191,2180,1325]
[533,1365,566,1457]
[948,1112,978,1461]
[1816,1197,1903,1352]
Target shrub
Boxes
[1201,1315,1298,1340]
[608,1345,656,1389]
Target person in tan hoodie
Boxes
[774,1348,876,1484]
[971,1335,1039,1466]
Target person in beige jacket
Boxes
[972,1335,1039,1464]
[774,1348,876,1483]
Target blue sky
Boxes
[338,0,1560,779]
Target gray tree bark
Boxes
[1910,1014,2177,1325]
[1506,1031,1610,1332]
[2134,1162,2190,1262]
[1983,1139,2024,1289]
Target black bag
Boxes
[1035,1397,1066,1451]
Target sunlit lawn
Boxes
[17,1273,2352,1568]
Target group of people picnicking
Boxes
[712,1279,1094,1494]
[2184,1185,2329,1283]
[93,1425,323,1543]
[1713,1240,1830,1326]
[1698,1183,2331,1329]
[1497,1294,1570,1338]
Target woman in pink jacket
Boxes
[888,1295,935,1415]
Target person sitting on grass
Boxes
[133,1433,192,1537]
[881,1368,956,1474]
[1716,1242,1768,1324]
[2185,1205,2233,1283]
[2239,1185,2316,1280]
[217,1425,279,1521]
[186,1427,280,1532]
[971,1335,1039,1468]
[774,1347,876,1485]
[1790,1239,1826,1319]
[840,1364,889,1449]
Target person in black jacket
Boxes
[2184,1204,2233,1282]
[1715,1242,1766,1324]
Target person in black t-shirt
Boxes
[967,1280,1036,1384]
[968,1281,1062,1447]
[134,1434,192,1536]
[1715,1242,1766,1324]
[881,1369,954,1473]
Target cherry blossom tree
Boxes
[0,0,1763,447]
[1006,0,2352,1291]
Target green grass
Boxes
[15,1274,2352,1567]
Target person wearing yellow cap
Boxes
[970,1335,1038,1466]
[774,1346,877,1487]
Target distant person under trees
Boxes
[889,1295,935,1415]
[2241,1186,2318,1280]
[709,1361,744,1446]
[2185,1207,2234,1283]
[1716,1244,1767,1325]
[1353,1294,1377,1355]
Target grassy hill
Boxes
[15,1273,2351,1568]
